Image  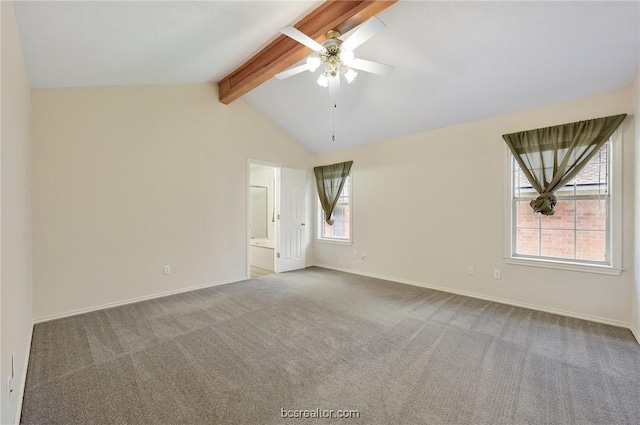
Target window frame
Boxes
[316,173,353,246]
[503,130,622,276]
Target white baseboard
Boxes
[14,320,34,425]
[314,264,632,330]
[34,275,247,324]
[631,326,640,346]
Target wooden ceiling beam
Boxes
[216,0,398,105]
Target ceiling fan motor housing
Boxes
[321,31,343,76]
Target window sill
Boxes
[504,257,622,276]
[316,238,353,246]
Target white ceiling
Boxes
[14,1,640,154]
[14,1,321,87]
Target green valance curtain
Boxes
[502,114,626,216]
[314,161,353,225]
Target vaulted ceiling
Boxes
[15,1,640,154]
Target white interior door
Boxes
[277,167,306,272]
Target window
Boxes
[510,139,618,270]
[318,175,351,243]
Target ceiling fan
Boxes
[275,17,395,97]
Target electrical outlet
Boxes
[6,376,13,405]
[353,251,358,259]
[467,266,474,275]
[163,265,171,275]
[493,269,502,279]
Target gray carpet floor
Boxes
[21,267,640,424]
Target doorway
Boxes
[247,160,308,279]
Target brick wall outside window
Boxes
[515,199,606,261]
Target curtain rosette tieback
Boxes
[503,114,626,216]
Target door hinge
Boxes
[277,214,280,220]
[277,252,280,258]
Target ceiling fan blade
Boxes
[328,75,340,97]
[275,63,311,80]
[279,26,324,52]
[341,17,386,51]
[348,58,395,76]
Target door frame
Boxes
[247,159,280,278]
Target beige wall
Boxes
[315,89,635,327]
[32,84,314,320]
[1,1,34,423]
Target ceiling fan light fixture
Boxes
[344,68,358,84]
[317,74,330,88]
[306,56,321,72]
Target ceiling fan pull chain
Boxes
[332,103,337,142]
